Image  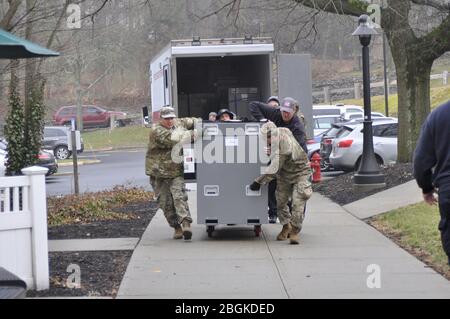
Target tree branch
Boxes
[418,12,450,60]
[294,0,368,17]
[410,0,450,11]
[0,0,23,30]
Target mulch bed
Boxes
[26,200,158,298]
[48,201,158,239]
[313,162,414,205]
[26,251,132,298]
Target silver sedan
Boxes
[329,118,398,171]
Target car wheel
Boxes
[54,145,71,160]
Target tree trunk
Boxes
[393,52,433,163]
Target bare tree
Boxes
[293,0,449,162]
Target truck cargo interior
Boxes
[176,55,272,120]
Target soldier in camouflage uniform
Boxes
[146,106,199,240]
[249,122,312,244]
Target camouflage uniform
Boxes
[146,115,199,228]
[255,123,312,234]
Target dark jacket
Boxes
[249,101,307,153]
[413,100,450,193]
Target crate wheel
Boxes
[254,225,262,237]
[207,226,215,238]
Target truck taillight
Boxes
[324,139,332,145]
[337,139,353,148]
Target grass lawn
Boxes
[370,202,450,279]
[334,84,450,117]
[81,125,150,151]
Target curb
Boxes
[83,146,146,153]
[58,159,101,167]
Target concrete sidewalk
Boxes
[117,187,450,299]
[343,180,423,219]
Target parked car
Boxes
[307,139,321,161]
[0,149,6,176]
[319,123,358,171]
[36,150,58,176]
[43,126,84,160]
[329,118,398,172]
[0,139,58,176]
[53,105,128,128]
[313,104,363,116]
[313,115,342,137]
[339,111,386,122]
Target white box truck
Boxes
[150,37,277,121]
[149,37,314,181]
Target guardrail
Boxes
[313,70,449,102]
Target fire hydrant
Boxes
[310,152,322,183]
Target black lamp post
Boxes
[352,15,385,190]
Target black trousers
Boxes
[438,188,450,263]
[268,179,278,218]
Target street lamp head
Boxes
[352,14,378,37]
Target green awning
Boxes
[0,28,59,59]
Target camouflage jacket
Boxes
[255,127,311,185]
[145,118,199,178]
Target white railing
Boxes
[0,166,49,291]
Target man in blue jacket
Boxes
[413,100,450,266]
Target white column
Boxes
[22,166,49,291]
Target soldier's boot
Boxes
[173,225,183,240]
[276,223,291,241]
[182,220,192,240]
[289,224,300,245]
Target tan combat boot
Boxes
[276,223,291,241]
[289,224,300,245]
[182,220,192,240]
[173,225,183,240]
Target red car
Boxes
[53,105,127,128]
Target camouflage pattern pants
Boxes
[150,176,192,228]
[276,175,312,233]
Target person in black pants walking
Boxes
[413,100,450,266]
[250,97,308,224]
[265,96,281,223]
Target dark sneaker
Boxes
[268,216,277,224]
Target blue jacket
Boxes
[413,100,450,193]
[249,101,308,154]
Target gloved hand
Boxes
[249,181,261,191]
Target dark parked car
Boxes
[0,139,57,176]
[36,150,58,176]
[53,105,128,128]
[43,126,84,160]
[319,123,351,171]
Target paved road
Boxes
[45,149,151,196]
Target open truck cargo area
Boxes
[150,37,274,121]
